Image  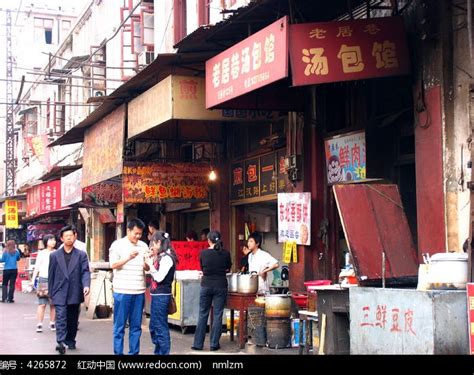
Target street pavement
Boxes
[0,291,298,355]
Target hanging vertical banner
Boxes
[468,283,474,354]
[5,200,18,228]
[61,168,83,207]
[325,130,366,184]
[116,202,124,224]
[278,192,311,245]
[289,17,411,86]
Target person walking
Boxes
[1,240,21,303]
[109,218,148,355]
[48,226,90,354]
[192,230,231,351]
[145,231,178,355]
[32,234,57,333]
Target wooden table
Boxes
[225,292,257,349]
[298,310,319,355]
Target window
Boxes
[61,20,71,33]
[173,0,187,44]
[34,17,54,44]
[198,0,209,26]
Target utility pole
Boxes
[5,9,15,196]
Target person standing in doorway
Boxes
[145,231,178,355]
[32,234,57,333]
[48,226,90,354]
[109,218,148,355]
[192,230,231,351]
[200,228,210,241]
[147,219,161,242]
[0,240,21,303]
[247,232,279,295]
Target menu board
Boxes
[231,149,286,202]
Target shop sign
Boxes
[82,105,125,188]
[468,283,474,354]
[27,223,63,242]
[325,130,366,184]
[61,168,83,207]
[277,192,311,245]
[231,150,287,201]
[83,181,122,207]
[289,17,410,86]
[122,162,209,204]
[97,208,116,224]
[128,75,279,140]
[26,180,62,217]
[5,200,18,228]
[205,16,289,109]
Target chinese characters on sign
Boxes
[26,180,62,217]
[206,16,288,108]
[467,283,474,354]
[5,200,18,229]
[289,17,410,86]
[122,162,209,204]
[325,131,366,184]
[230,150,288,201]
[277,192,311,245]
[359,304,416,336]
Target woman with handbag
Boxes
[145,231,178,355]
[32,234,57,333]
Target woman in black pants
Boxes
[192,230,232,351]
[1,240,21,303]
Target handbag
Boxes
[36,280,49,298]
[168,269,177,315]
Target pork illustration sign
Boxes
[205,16,289,108]
[325,131,366,184]
[278,192,311,246]
[289,17,410,86]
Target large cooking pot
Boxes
[227,273,239,292]
[237,272,258,294]
[427,252,468,289]
[265,293,291,318]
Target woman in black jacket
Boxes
[192,230,231,351]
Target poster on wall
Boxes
[277,192,311,245]
[325,130,366,184]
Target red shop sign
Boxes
[205,16,288,109]
[27,180,62,217]
[289,17,410,86]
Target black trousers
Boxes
[2,269,17,302]
[55,304,80,345]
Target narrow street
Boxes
[0,291,297,355]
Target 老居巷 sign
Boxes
[289,17,410,86]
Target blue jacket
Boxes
[1,250,20,270]
[48,247,90,306]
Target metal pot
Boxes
[237,272,258,294]
[427,252,468,289]
[264,293,291,318]
[227,273,239,293]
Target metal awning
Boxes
[49,51,215,147]
[18,106,37,115]
[63,55,89,70]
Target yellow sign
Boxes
[283,241,298,263]
[5,200,18,228]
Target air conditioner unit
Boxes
[138,51,154,66]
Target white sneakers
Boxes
[36,322,55,332]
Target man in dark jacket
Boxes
[49,225,90,354]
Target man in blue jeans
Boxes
[109,219,149,355]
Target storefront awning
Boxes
[49,52,216,147]
[333,183,419,285]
